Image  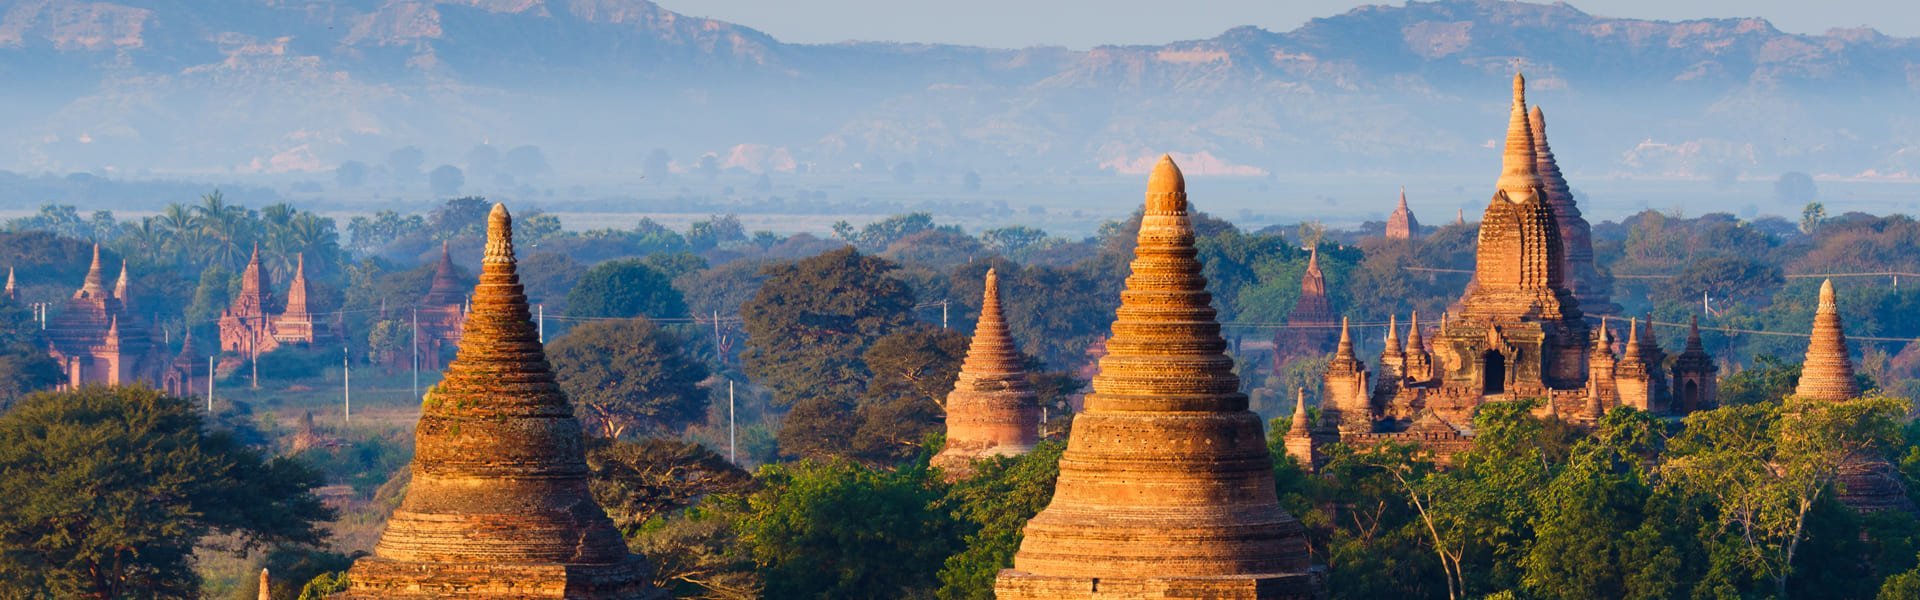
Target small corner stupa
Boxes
[342,204,658,599]
[931,267,1041,480]
[996,156,1323,599]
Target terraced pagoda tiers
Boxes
[341,204,658,599]
[931,267,1040,479]
[996,156,1324,599]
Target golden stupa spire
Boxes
[1495,72,1543,203]
[77,243,107,298]
[1289,387,1312,435]
[1334,316,1356,361]
[1406,311,1425,351]
[345,202,650,597]
[999,154,1317,597]
[1796,279,1858,401]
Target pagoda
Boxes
[415,241,470,371]
[218,247,330,357]
[1272,247,1340,362]
[1793,280,1915,514]
[44,245,163,388]
[1531,105,1617,315]
[1321,75,1705,461]
[996,156,1323,599]
[1386,188,1419,240]
[343,204,657,598]
[931,268,1041,479]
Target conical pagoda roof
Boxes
[1796,280,1857,401]
[76,244,108,299]
[1001,156,1313,591]
[351,204,649,596]
[933,268,1040,477]
[421,241,466,306]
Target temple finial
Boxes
[1146,154,1187,214]
[1496,72,1542,201]
[484,203,515,266]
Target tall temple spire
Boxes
[4,266,14,301]
[1290,387,1312,435]
[285,253,310,317]
[1796,279,1858,401]
[77,244,108,299]
[1495,72,1543,203]
[113,260,131,302]
[1383,315,1403,356]
[344,203,654,598]
[933,268,1040,479]
[999,155,1320,598]
[1531,103,1614,314]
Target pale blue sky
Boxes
[655,0,1917,48]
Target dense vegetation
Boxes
[8,194,1920,597]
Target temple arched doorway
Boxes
[1483,351,1506,395]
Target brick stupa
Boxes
[996,156,1323,599]
[931,268,1041,479]
[1795,280,1857,402]
[1792,280,1915,513]
[342,204,657,599]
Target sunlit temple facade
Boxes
[1291,74,1714,465]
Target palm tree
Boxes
[193,190,252,271]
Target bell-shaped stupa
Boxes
[343,204,656,599]
[932,268,1041,479]
[996,156,1323,599]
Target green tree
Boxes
[586,438,752,537]
[565,259,688,320]
[936,441,1064,600]
[730,460,958,598]
[1663,395,1910,597]
[1520,408,1693,600]
[741,247,914,409]
[0,387,331,597]
[0,301,59,405]
[549,318,710,438]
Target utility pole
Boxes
[537,304,545,343]
[411,308,419,400]
[250,316,260,390]
[344,345,351,424]
[942,300,949,329]
[712,310,723,364]
[207,356,215,412]
[728,379,737,464]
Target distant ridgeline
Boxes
[0,0,1917,178]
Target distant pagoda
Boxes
[1386,187,1419,240]
[45,245,163,388]
[931,267,1041,479]
[996,156,1323,599]
[1273,247,1340,362]
[343,204,658,599]
[1796,280,1857,402]
[1792,280,1915,514]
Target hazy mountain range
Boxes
[2,0,1917,184]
